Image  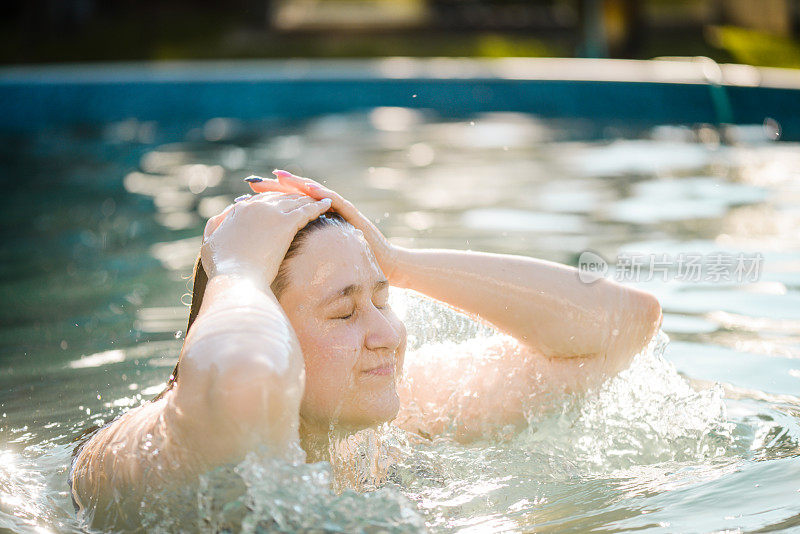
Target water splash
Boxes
[236,450,426,533]
[136,431,427,533]
[390,329,744,532]
[516,331,735,473]
[390,289,495,351]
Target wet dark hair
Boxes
[154,212,351,400]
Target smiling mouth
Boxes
[362,363,395,376]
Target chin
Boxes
[345,390,400,431]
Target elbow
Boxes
[591,289,662,380]
[644,292,663,337]
[632,289,662,347]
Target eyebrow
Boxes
[321,280,388,306]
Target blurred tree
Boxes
[716,0,797,37]
[577,0,642,58]
[1,0,797,66]
[709,25,800,68]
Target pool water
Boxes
[1,109,799,532]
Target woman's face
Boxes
[277,225,407,432]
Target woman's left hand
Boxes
[246,170,401,281]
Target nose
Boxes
[364,305,401,352]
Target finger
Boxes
[246,177,299,195]
[273,169,341,204]
[272,171,333,201]
[272,169,360,221]
[276,195,316,212]
[245,192,309,214]
[248,191,303,203]
[305,183,356,217]
[285,195,326,213]
[290,198,332,223]
[272,169,332,195]
[273,169,317,191]
[272,169,308,182]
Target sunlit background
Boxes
[1,1,800,533]
[2,0,799,66]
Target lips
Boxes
[362,362,395,376]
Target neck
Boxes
[299,417,382,464]
[299,418,332,463]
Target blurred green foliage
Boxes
[709,25,800,69]
[474,34,557,57]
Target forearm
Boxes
[390,248,661,362]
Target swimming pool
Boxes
[1,61,800,532]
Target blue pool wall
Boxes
[2,59,799,141]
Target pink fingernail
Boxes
[306,183,320,190]
[272,169,292,177]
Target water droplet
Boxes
[174,330,183,339]
[763,117,781,141]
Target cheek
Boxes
[297,322,362,389]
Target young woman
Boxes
[70,169,662,527]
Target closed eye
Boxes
[325,280,388,319]
[335,313,354,320]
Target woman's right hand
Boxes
[200,192,332,287]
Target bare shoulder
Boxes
[70,398,174,523]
